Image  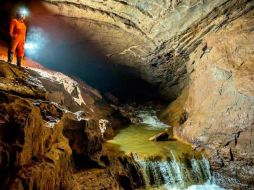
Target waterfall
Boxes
[132,152,224,190]
[109,109,224,189]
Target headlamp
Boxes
[19,7,29,17]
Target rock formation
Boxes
[0,61,142,190]
[149,127,173,141]
[39,0,254,188]
[0,0,253,189]
[0,63,73,189]
[160,6,254,189]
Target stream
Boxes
[107,110,224,190]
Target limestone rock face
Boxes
[160,10,254,189]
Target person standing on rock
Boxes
[8,8,28,67]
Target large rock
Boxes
[73,148,145,190]
[0,91,73,190]
[61,113,103,168]
[149,128,173,141]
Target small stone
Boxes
[149,131,169,141]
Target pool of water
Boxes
[107,124,197,160]
[106,111,224,190]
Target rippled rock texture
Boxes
[42,0,254,100]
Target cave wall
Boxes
[41,0,241,100]
[160,8,254,189]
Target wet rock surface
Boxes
[0,62,140,190]
[0,83,72,189]
[149,128,174,142]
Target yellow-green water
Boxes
[106,124,198,160]
[105,119,224,190]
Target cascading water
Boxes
[107,110,224,190]
[132,153,222,190]
[138,110,169,130]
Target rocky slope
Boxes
[0,61,143,190]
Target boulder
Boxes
[0,91,73,190]
[149,132,169,141]
[149,127,173,141]
[61,113,104,168]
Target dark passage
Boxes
[0,0,163,104]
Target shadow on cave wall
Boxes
[0,0,165,104]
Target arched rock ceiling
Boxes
[42,0,253,100]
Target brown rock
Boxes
[149,127,173,141]
[0,91,72,190]
[61,113,103,168]
[0,62,142,190]
[149,132,169,141]
[0,61,46,99]
[160,9,254,189]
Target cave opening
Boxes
[0,0,167,105]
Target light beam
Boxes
[25,27,49,58]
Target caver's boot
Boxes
[8,52,14,64]
[17,57,22,67]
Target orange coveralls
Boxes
[9,19,27,57]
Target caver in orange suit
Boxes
[8,18,27,67]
